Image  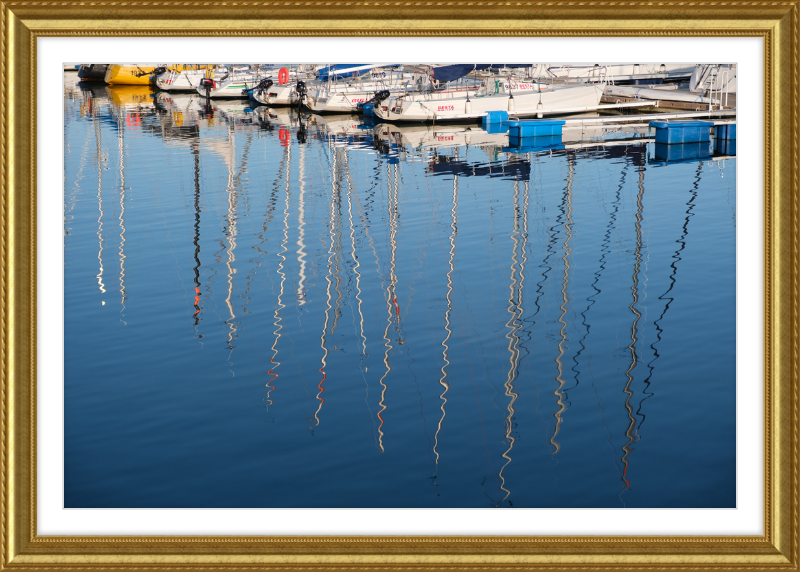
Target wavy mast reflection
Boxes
[498,172,528,506]
[95,107,106,297]
[116,112,128,324]
[343,149,378,439]
[576,161,628,484]
[296,141,308,305]
[377,162,400,453]
[267,141,291,405]
[223,130,255,352]
[638,162,704,435]
[351,154,386,451]
[261,140,285,407]
[433,169,457,468]
[191,140,203,327]
[343,150,368,361]
[620,163,646,499]
[314,144,340,429]
[550,154,576,454]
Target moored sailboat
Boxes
[375,81,604,122]
[155,65,220,91]
[105,64,164,85]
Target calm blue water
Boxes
[63,75,737,509]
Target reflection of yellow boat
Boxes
[105,85,153,107]
[105,64,211,85]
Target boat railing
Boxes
[716,68,731,109]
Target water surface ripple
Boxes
[64,76,736,509]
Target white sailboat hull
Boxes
[374,84,603,122]
[156,69,208,91]
[252,82,299,106]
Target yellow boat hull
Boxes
[104,65,157,85]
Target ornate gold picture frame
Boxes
[2,3,798,570]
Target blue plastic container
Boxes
[504,119,566,138]
[653,142,711,162]
[362,103,376,117]
[483,110,509,126]
[715,123,737,140]
[649,120,713,145]
[505,134,564,153]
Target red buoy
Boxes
[278,67,290,85]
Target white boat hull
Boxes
[197,75,260,99]
[156,69,209,91]
[252,82,299,106]
[374,84,603,122]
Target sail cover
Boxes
[317,65,367,81]
[431,64,532,82]
[318,64,402,82]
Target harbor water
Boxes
[63,76,736,508]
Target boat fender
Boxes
[278,67,290,85]
[508,94,515,112]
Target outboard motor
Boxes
[295,80,308,110]
[152,66,167,77]
[359,89,391,109]
[199,77,216,99]
[256,78,274,95]
[373,90,391,104]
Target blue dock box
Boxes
[715,123,736,140]
[649,120,713,145]
[504,119,566,138]
[482,110,509,127]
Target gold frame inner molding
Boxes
[2,5,799,570]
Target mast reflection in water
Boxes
[64,74,736,509]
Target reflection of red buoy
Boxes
[279,126,290,147]
[278,67,290,85]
